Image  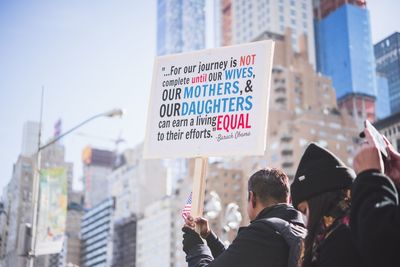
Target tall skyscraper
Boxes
[374,32,400,113]
[54,190,85,267]
[80,197,115,267]
[110,146,167,218]
[314,1,376,121]
[222,0,316,66]
[21,121,40,157]
[375,73,391,119]
[1,121,74,267]
[82,146,115,208]
[249,30,360,178]
[112,216,137,267]
[1,156,33,267]
[136,197,186,267]
[157,0,206,56]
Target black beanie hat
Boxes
[291,143,355,208]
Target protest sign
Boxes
[144,40,275,159]
[35,167,67,255]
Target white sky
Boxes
[0,0,399,193]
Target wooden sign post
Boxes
[144,40,275,219]
[191,157,208,218]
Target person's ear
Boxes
[250,191,256,208]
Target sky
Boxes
[0,0,400,193]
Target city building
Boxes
[112,215,137,267]
[60,191,85,267]
[109,145,167,218]
[220,0,232,46]
[20,121,40,157]
[80,197,115,267]
[82,146,116,208]
[245,30,360,179]
[0,200,8,262]
[221,0,316,66]
[157,0,206,56]
[205,162,247,240]
[375,73,391,120]
[374,112,400,151]
[1,156,33,267]
[136,197,186,267]
[374,32,400,113]
[314,1,377,121]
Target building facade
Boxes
[214,30,360,184]
[374,32,400,114]
[1,156,33,267]
[315,3,375,98]
[136,197,186,267]
[136,199,172,267]
[374,112,400,152]
[80,197,115,267]
[375,73,391,120]
[157,0,206,56]
[82,146,115,208]
[21,121,40,158]
[109,145,167,218]
[112,216,137,267]
[222,0,315,66]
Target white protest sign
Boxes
[144,40,274,159]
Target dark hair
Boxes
[301,188,350,267]
[248,168,290,204]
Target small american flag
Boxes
[181,192,192,220]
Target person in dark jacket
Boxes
[351,126,400,267]
[291,143,361,267]
[182,168,307,267]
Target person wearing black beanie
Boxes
[291,143,361,267]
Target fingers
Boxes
[184,215,195,229]
[382,135,400,157]
[353,145,384,174]
[194,217,208,224]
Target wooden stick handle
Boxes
[191,157,208,219]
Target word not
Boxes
[239,54,256,66]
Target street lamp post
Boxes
[27,108,123,267]
[204,191,242,245]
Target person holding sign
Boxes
[182,168,307,267]
[351,126,400,267]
